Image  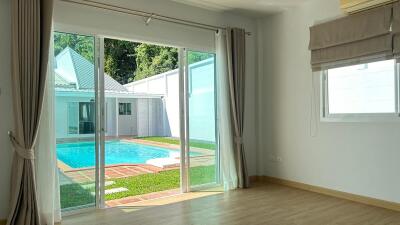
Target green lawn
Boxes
[138,136,216,150]
[59,182,95,209]
[60,165,216,209]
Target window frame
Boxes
[79,101,96,134]
[67,102,79,135]
[118,102,132,115]
[67,101,96,135]
[320,61,400,122]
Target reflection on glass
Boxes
[187,50,218,188]
[54,31,96,210]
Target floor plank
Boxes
[61,182,400,225]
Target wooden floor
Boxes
[61,182,400,225]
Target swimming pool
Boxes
[57,141,196,169]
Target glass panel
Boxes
[103,38,181,207]
[327,59,396,114]
[187,50,218,188]
[54,31,96,211]
[79,102,95,134]
[68,102,78,134]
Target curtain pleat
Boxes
[7,0,53,225]
[226,28,249,188]
[393,2,400,56]
[216,30,238,190]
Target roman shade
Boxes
[309,4,393,71]
[393,2,400,56]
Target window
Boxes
[68,103,78,134]
[322,59,399,120]
[119,103,132,115]
[79,102,95,134]
[67,102,95,134]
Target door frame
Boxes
[181,48,221,191]
[55,29,220,215]
[55,30,101,216]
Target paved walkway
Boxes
[105,188,181,207]
[59,164,165,185]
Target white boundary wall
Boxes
[125,69,181,138]
[125,58,216,141]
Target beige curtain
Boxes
[226,28,249,188]
[7,0,53,225]
[393,2,400,57]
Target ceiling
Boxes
[171,0,309,16]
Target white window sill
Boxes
[320,114,400,123]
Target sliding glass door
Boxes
[54,32,220,213]
[184,50,219,190]
[54,31,99,211]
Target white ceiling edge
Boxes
[170,0,310,17]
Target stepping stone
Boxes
[91,187,128,196]
[105,187,128,195]
[82,181,115,189]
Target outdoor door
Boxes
[54,33,220,213]
[54,31,101,212]
[182,49,220,191]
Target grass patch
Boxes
[138,136,216,150]
[60,183,95,209]
[190,165,216,186]
[105,165,216,200]
[60,166,216,208]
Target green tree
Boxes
[54,32,180,84]
[188,51,213,64]
[54,32,94,62]
[104,39,138,84]
[134,44,178,81]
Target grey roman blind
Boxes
[393,2,400,56]
[309,5,393,71]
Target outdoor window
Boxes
[322,59,399,120]
[67,102,79,134]
[119,102,132,115]
[67,102,95,134]
[79,102,95,134]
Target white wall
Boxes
[126,58,217,142]
[125,71,180,137]
[0,0,13,219]
[257,0,400,203]
[117,98,137,136]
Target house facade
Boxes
[55,47,216,143]
[55,47,166,141]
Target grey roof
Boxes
[55,47,128,92]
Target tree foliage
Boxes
[55,32,215,84]
[104,39,138,84]
[188,51,213,65]
[54,32,94,62]
[133,44,178,81]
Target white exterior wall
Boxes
[125,70,180,138]
[127,59,216,142]
[136,98,165,137]
[117,98,137,136]
[55,95,166,139]
[55,95,118,139]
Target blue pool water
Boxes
[57,141,193,168]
